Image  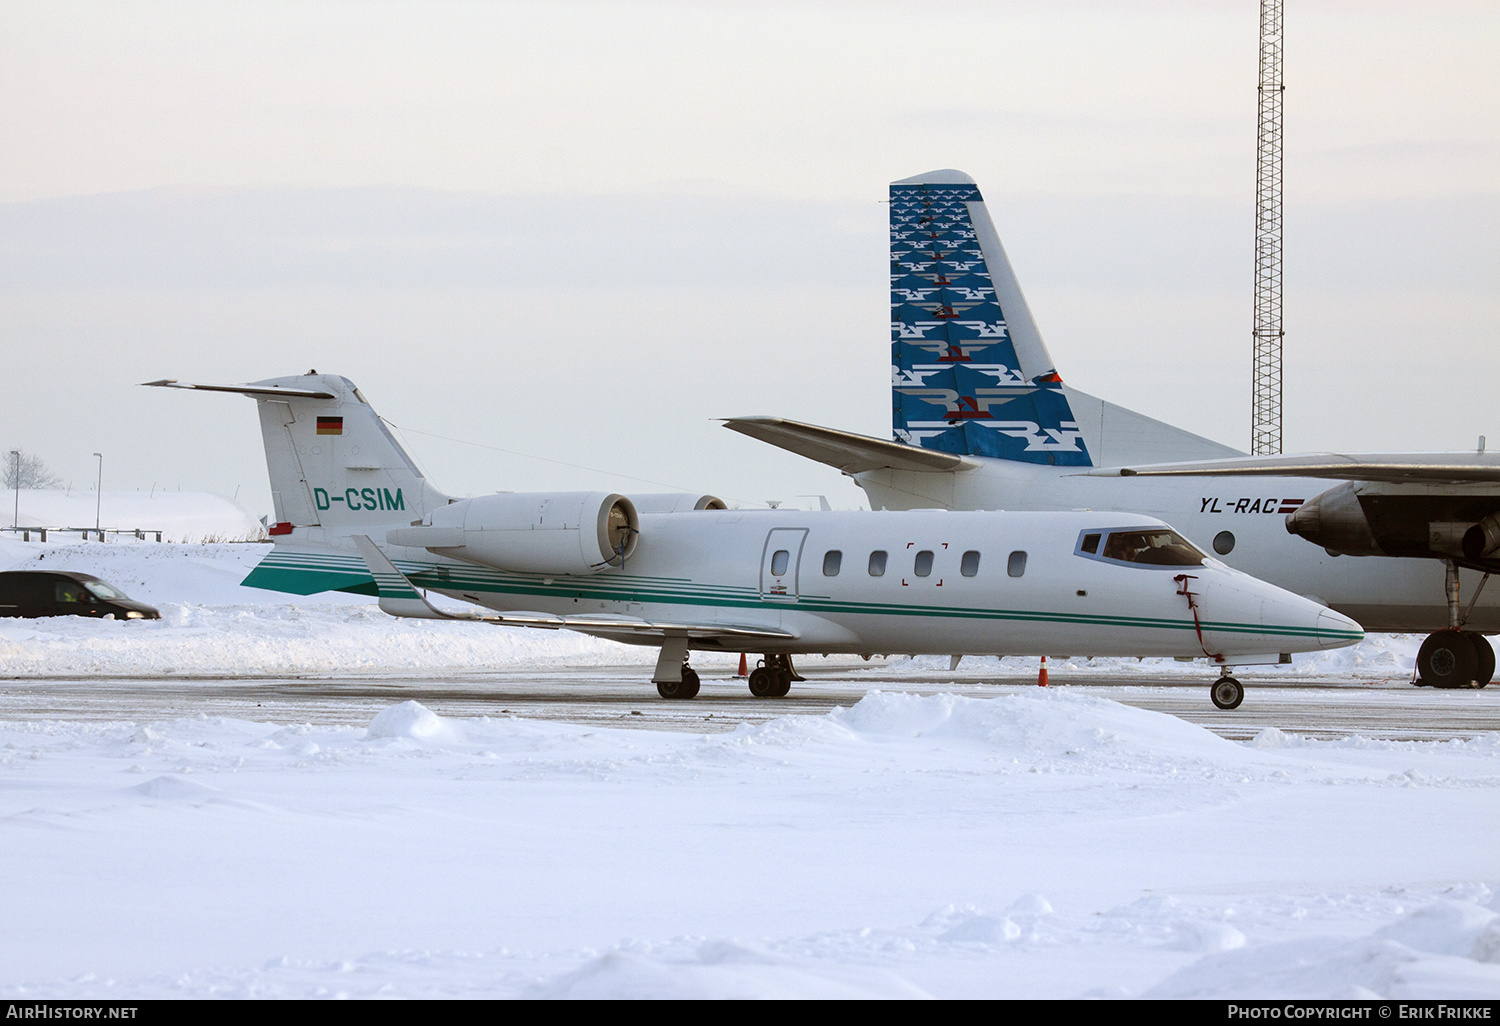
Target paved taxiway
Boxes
[2,666,1497,741]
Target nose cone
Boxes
[1206,569,1365,655]
[1316,607,1364,649]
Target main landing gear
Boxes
[747,654,800,699]
[652,638,701,700]
[1414,561,1495,688]
[1415,630,1494,689]
[655,664,700,700]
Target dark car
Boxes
[0,571,161,620]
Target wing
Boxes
[1080,452,1500,485]
[350,536,796,644]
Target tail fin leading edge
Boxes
[891,170,1090,467]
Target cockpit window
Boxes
[1100,529,1204,567]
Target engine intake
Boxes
[388,491,638,575]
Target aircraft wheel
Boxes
[748,666,777,698]
[1463,632,1495,688]
[656,666,700,700]
[771,669,792,698]
[1417,630,1480,689]
[1210,676,1244,710]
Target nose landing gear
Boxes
[1210,671,1244,710]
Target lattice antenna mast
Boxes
[1252,0,1285,455]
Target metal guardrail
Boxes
[2,526,164,543]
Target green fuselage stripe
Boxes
[243,553,1358,642]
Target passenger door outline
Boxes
[760,528,808,602]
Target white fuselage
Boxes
[277,508,1362,661]
[855,463,1498,633]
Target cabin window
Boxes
[1081,533,1101,555]
[770,549,789,576]
[960,550,980,577]
[1007,551,1027,577]
[1102,529,1204,567]
[54,582,87,603]
[868,551,887,576]
[914,550,934,577]
[823,550,842,576]
[1213,530,1236,555]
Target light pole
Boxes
[10,450,17,531]
[93,453,103,536]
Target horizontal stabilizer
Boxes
[1083,452,1500,484]
[141,379,337,400]
[722,417,973,474]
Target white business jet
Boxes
[725,169,1499,689]
[146,373,1361,709]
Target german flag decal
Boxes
[316,417,343,435]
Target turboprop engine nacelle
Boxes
[387,491,639,575]
[1284,481,1383,557]
[1287,481,1500,564]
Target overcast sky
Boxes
[1,0,1497,518]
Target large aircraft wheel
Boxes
[1463,632,1495,688]
[657,666,700,700]
[1417,630,1480,688]
[748,666,777,698]
[1210,676,1244,710]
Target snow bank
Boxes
[1149,899,1500,999]
[525,942,932,999]
[367,700,462,742]
[3,691,1500,998]
[740,689,1244,775]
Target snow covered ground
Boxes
[2,535,1499,999]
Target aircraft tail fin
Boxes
[889,170,1241,468]
[144,372,449,536]
[891,170,1089,466]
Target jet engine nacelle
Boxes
[389,491,639,575]
[629,493,728,514]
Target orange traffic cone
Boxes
[737,653,749,677]
[1037,655,1049,687]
